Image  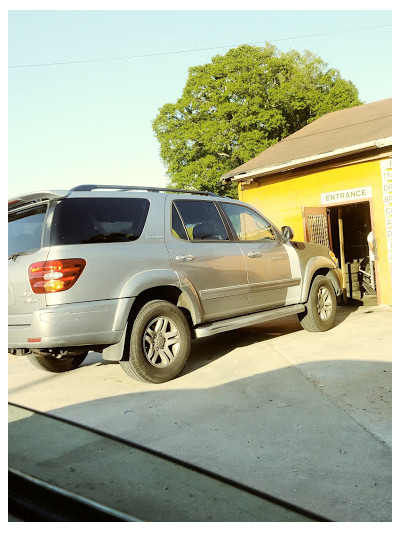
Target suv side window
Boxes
[172,204,189,240]
[174,200,229,241]
[221,203,277,242]
[50,198,150,245]
[8,204,47,256]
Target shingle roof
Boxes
[223,98,392,181]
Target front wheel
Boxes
[119,300,191,383]
[298,275,337,332]
[27,351,88,373]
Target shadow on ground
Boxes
[82,303,365,376]
[9,355,392,522]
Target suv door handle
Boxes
[247,252,261,258]
[176,255,195,262]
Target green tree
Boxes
[153,44,362,197]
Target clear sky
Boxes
[8,5,392,198]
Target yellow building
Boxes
[222,99,392,305]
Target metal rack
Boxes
[69,184,220,197]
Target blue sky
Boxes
[8,7,392,198]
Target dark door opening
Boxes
[329,202,371,266]
[303,202,377,302]
[329,202,376,301]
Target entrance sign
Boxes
[321,186,372,205]
[380,159,392,265]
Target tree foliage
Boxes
[153,44,362,197]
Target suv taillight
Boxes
[28,259,86,294]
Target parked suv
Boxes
[8,185,343,383]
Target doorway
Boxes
[329,202,371,266]
[303,201,377,303]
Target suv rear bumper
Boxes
[8,298,133,349]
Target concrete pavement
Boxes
[8,303,392,521]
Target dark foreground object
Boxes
[9,403,330,522]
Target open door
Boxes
[302,207,332,248]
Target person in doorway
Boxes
[367,231,377,291]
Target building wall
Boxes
[238,157,392,305]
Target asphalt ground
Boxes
[8,302,392,522]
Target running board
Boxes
[194,304,305,339]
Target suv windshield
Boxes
[50,198,150,245]
[8,204,47,256]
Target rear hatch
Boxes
[8,191,67,326]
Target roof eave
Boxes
[222,137,392,183]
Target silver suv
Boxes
[8,184,343,383]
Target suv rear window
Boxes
[50,198,150,245]
[8,204,47,256]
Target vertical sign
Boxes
[380,159,392,266]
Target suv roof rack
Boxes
[69,184,220,197]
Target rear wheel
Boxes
[299,275,337,332]
[27,351,88,372]
[119,300,191,383]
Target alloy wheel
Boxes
[316,286,333,321]
[143,316,181,367]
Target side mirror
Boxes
[281,226,294,243]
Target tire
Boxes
[349,290,362,300]
[119,300,191,384]
[298,275,337,332]
[344,272,359,282]
[346,281,360,291]
[27,352,88,373]
[346,262,360,274]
